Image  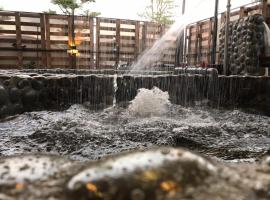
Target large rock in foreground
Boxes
[0,148,269,200]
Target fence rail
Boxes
[185,0,270,66]
[0,11,173,69]
[1,1,270,69]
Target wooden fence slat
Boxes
[207,18,212,64]
[89,17,94,68]
[115,19,121,67]
[15,12,22,68]
[40,13,47,67]
[135,21,140,59]
[45,15,51,68]
[96,18,100,69]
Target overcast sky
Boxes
[0,0,255,21]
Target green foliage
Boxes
[43,9,57,14]
[84,10,101,17]
[51,0,95,15]
[139,0,177,24]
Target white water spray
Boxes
[130,0,209,72]
[128,87,171,117]
[113,73,118,107]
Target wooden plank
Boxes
[49,14,69,20]
[0,30,16,34]
[115,19,121,67]
[50,40,69,45]
[21,39,41,44]
[40,13,47,67]
[0,21,16,25]
[89,17,94,68]
[0,11,16,16]
[20,22,40,26]
[121,36,135,40]
[67,15,74,68]
[207,18,212,63]
[120,28,135,32]
[99,18,116,23]
[187,26,192,65]
[120,43,135,48]
[141,22,147,51]
[19,13,41,18]
[99,35,116,39]
[96,18,100,69]
[15,12,22,68]
[120,20,136,25]
[21,31,41,35]
[194,22,199,64]
[135,21,140,58]
[50,24,69,28]
[49,31,69,36]
[100,26,116,31]
[239,6,246,18]
[45,14,51,68]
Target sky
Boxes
[0,0,255,21]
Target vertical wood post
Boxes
[68,15,74,69]
[198,22,203,64]
[187,26,192,65]
[195,23,199,65]
[142,22,147,51]
[40,13,47,68]
[96,18,100,69]
[239,6,246,18]
[183,26,188,65]
[135,21,140,59]
[89,17,94,69]
[45,14,51,68]
[208,18,213,64]
[15,12,22,68]
[115,19,121,68]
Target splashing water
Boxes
[130,0,209,72]
[128,87,171,117]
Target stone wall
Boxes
[0,71,114,118]
[0,70,269,118]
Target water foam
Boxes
[128,87,171,117]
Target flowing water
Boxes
[129,0,209,72]
[0,87,269,162]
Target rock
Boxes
[65,148,214,200]
[31,79,44,90]
[0,155,70,185]
[22,89,38,108]
[9,87,21,103]
[0,85,9,106]
[17,79,31,89]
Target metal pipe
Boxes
[211,0,219,65]
[182,0,186,15]
[223,0,231,75]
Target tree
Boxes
[51,0,98,16]
[43,9,57,14]
[138,0,177,24]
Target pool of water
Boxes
[0,103,269,162]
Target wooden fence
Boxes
[0,11,174,69]
[185,0,270,66]
[1,1,270,69]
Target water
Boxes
[128,87,170,117]
[0,91,269,162]
[129,0,209,72]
